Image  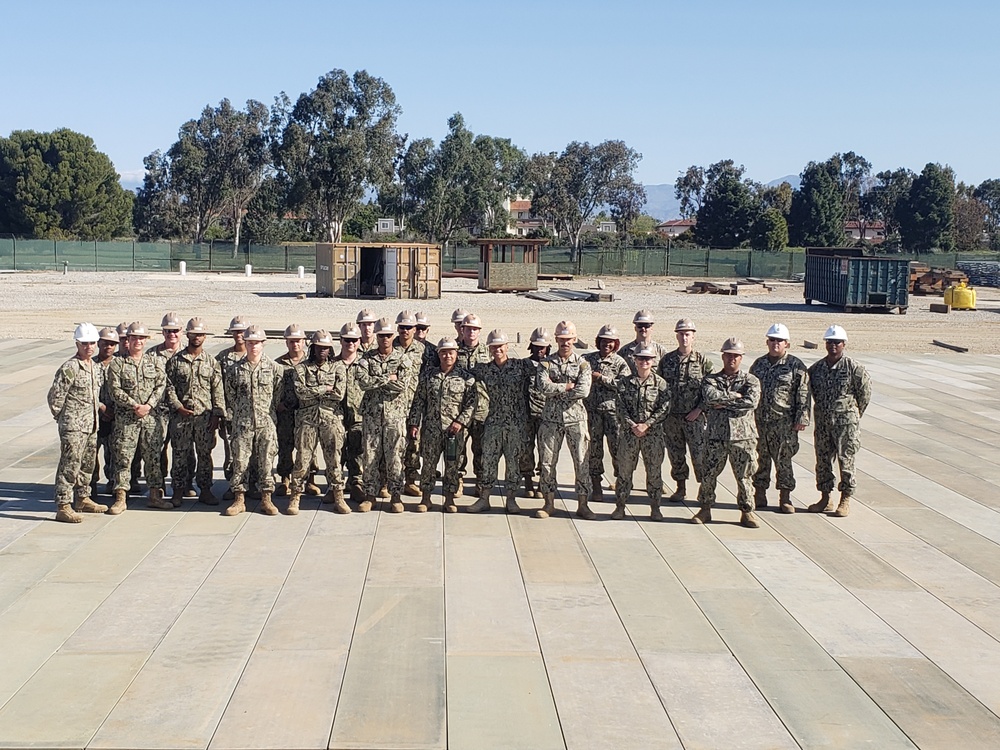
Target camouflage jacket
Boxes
[145,344,181,415]
[408,366,477,432]
[616,372,670,430]
[457,341,492,422]
[533,352,591,425]
[293,359,347,425]
[356,348,416,423]
[702,370,761,442]
[474,358,530,427]
[276,352,307,412]
[659,350,715,415]
[523,356,547,418]
[337,355,366,427]
[583,351,630,412]
[394,337,433,372]
[216,346,246,418]
[107,354,167,424]
[750,353,810,426]
[620,340,670,374]
[96,355,116,422]
[165,349,225,417]
[808,356,871,425]
[224,356,283,432]
[48,357,102,432]
[358,340,377,355]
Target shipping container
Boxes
[804,247,909,313]
[315,243,441,299]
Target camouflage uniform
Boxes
[339,354,367,493]
[475,357,530,490]
[92,356,115,489]
[356,348,415,496]
[165,349,225,493]
[409,365,478,495]
[750,352,810,492]
[659,350,715,483]
[275,352,307,482]
[456,341,492,483]
[48,357,102,505]
[395,337,430,488]
[808,356,871,495]
[107,354,167,492]
[224,356,282,494]
[614,371,670,505]
[519,355,547,489]
[583,350,630,481]
[620,340,669,374]
[144,343,179,479]
[533,352,592,496]
[291,359,348,493]
[216,346,246,479]
[697,370,761,510]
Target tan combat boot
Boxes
[224,491,246,516]
[456,477,464,497]
[389,492,404,513]
[535,492,556,519]
[331,487,351,514]
[199,487,219,506]
[358,495,374,513]
[107,489,127,515]
[259,491,278,515]
[505,490,521,515]
[650,497,664,522]
[834,493,851,517]
[808,492,832,513]
[576,494,596,521]
[779,489,795,514]
[669,480,686,503]
[148,488,173,510]
[286,492,301,516]
[610,499,626,521]
[754,487,768,509]
[74,496,108,514]
[169,487,184,507]
[275,477,289,497]
[690,506,712,524]
[417,491,433,513]
[305,475,321,496]
[590,476,604,503]
[467,487,490,513]
[403,480,421,497]
[443,493,458,513]
[740,510,760,528]
[523,476,536,499]
[378,485,390,499]
[56,502,82,523]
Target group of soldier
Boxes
[47,306,871,528]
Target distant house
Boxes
[597,220,616,233]
[845,220,885,243]
[375,217,404,234]
[505,199,546,237]
[655,218,696,237]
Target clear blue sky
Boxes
[3,0,997,190]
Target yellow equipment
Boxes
[944,281,977,310]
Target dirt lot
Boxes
[1,270,998,355]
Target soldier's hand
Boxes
[135,404,151,418]
[409,425,419,439]
[448,421,462,435]
[794,423,807,432]
[565,381,573,392]
[631,423,649,437]
[388,373,398,382]
[685,407,702,422]
[591,371,602,381]
[177,406,195,417]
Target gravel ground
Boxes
[1,270,998,356]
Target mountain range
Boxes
[641,175,800,222]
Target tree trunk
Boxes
[232,202,242,259]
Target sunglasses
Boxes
[826,340,845,345]
[767,337,784,343]
[635,323,652,329]
[416,325,429,331]
[398,325,415,330]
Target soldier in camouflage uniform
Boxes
[415,311,435,349]
[451,308,470,338]
[394,310,431,496]
[48,323,108,523]
[583,324,630,501]
[519,327,550,498]
[143,312,184,495]
[749,323,810,514]
[288,330,349,515]
[620,310,670,373]
[222,325,283,517]
[165,317,225,505]
[356,318,416,512]
[533,320,595,520]
[275,324,308,496]
[409,337,478,513]
[337,323,366,502]
[470,329,531,514]
[115,322,129,357]
[456,313,492,493]
[807,325,871,518]
[691,338,762,528]
[614,346,670,521]
[91,326,118,495]
[106,322,170,514]
[659,318,714,502]
[357,308,378,354]
[216,316,249,495]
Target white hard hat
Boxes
[766,323,790,341]
[74,323,100,343]
[823,325,848,342]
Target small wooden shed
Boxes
[315,243,441,299]
[473,238,548,292]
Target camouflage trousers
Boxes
[420,426,466,496]
[169,412,217,492]
[230,423,277,494]
[614,431,665,503]
[344,420,364,490]
[753,420,800,491]
[291,416,345,493]
[276,409,296,478]
[518,415,542,482]
[663,413,707,483]
[91,421,113,488]
[361,417,406,496]
[404,431,421,485]
[698,439,757,511]
[813,419,861,494]
[480,420,525,489]
[586,407,620,479]
[113,415,164,491]
[55,428,97,504]
[458,421,485,482]
[537,420,591,497]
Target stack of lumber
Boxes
[686,280,772,295]
[525,288,614,302]
[957,260,1000,288]
[909,265,968,295]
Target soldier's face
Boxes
[232,331,245,345]
[187,333,206,350]
[98,340,117,358]
[825,339,845,361]
[286,338,304,356]
[676,330,694,348]
[635,323,652,340]
[530,345,548,361]
[245,339,264,361]
[766,337,788,357]
[415,324,429,341]
[598,338,616,356]
[359,321,375,339]
[341,338,359,357]
[397,325,415,345]
[463,325,480,346]
[162,329,181,347]
[76,341,96,360]
[490,343,508,363]
[438,348,457,369]
[314,345,332,363]
[556,336,575,357]
[722,352,742,374]
[127,335,146,356]
[635,357,654,376]
[377,333,394,354]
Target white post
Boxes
[297,265,304,279]
[245,264,252,277]
[179,261,187,276]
